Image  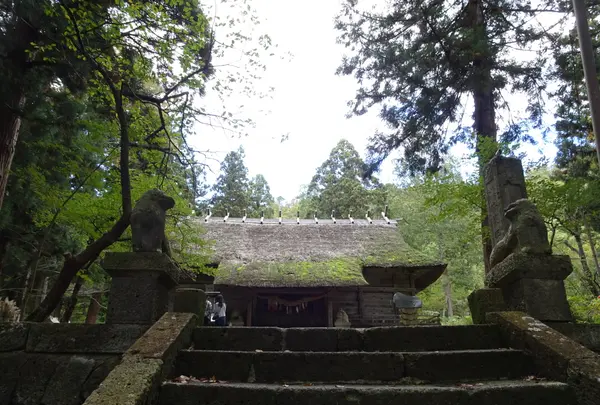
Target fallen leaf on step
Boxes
[457,384,476,390]
[524,375,546,382]
[173,375,190,384]
[282,384,289,387]
[303,382,313,386]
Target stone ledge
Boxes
[25,324,148,354]
[83,312,197,405]
[547,323,600,352]
[82,356,163,405]
[0,323,30,352]
[467,288,507,324]
[486,253,572,287]
[487,311,600,405]
[102,252,180,285]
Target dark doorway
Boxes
[254,294,327,327]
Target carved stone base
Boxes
[103,252,179,324]
[173,288,206,316]
[485,252,573,322]
[467,288,507,324]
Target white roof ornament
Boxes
[279,209,283,225]
[366,210,373,224]
[314,211,319,224]
[223,209,230,223]
[296,211,300,225]
[348,209,354,224]
[331,210,336,224]
[204,209,212,222]
[260,211,264,225]
[242,209,247,223]
[381,205,391,224]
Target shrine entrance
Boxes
[253,292,328,327]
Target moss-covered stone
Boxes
[468,288,507,324]
[0,322,29,352]
[487,311,600,381]
[83,357,163,405]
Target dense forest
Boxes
[1,0,600,324]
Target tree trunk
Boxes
[566,235,600,296]
[85,292,102,324]
[468,0,498,275]
[61,276,84,323]
[442,270,454,318]
[584,221,600,278]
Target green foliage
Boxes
[335,0,547,174]
[248,174,275,217]
[211,147,251,217]
[305,140,387,218]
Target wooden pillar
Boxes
[327,297,333,327]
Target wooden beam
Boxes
[327,297,333,327]
[246,299,252,327]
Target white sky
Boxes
[189,0,561,202]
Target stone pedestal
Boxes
[485,252,573,322]
[173,288,206,316]
[468,288,507,324]
[102,252,179,324]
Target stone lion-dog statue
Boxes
[489,198,552,268]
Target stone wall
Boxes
[0,322,147,405]
[546,322,600,353]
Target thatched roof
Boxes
[196,217,445,290]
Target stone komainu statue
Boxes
[130,189,175,255]
[489,198,552,268]
[334,308,351,328]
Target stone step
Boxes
[159,380,576,405]
[192,325,506,352]
[173,349,533,383]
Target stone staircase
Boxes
[159,325,577,405]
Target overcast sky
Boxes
[189,0,560,202]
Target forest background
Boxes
[1,0,600,324]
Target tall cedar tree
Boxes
[306,139,386,218]
[211,147,251,217]
[248,174,275,217]
[335,0,546,270]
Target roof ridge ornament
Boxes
[331,210,336,224]
[381,205,391,224]
[223,209,230,223]
[314,211,319,224]
[279,209,282,225]
[366,210,373,224]
[296,211,300,225]
[349,209,354,224]
[260,211,264,225]
[204,209,212,222]
[242,209,247,223]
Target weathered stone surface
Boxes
[0,352,29,403]
[104,252,179,325]
[125,312,197,378]
[567,357,600,405]
[83,356,163,405]
[159,380,576,405]
[486,253,572,287]
[42,355,96,405]
[403,349,533,382]
[12,354,62,405]
[483,156,528,250]
[468,288,507,324]
[487,311,600,381]
[485,253,573,321]
[130,189,175,254]
[173,288,205,315]
[0,322,29,351]
[80,356,123,400]
[362,325,506,352]
[102,252,180,282]
[548,323,600,352]
[284,328,359,350]
[175,350,405,383]
[193,327,284,351]
[25,323,147,353]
